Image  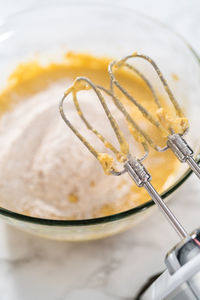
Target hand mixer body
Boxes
[140,229,200,300]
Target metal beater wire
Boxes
[59,70,189,239]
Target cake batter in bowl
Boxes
[0,1,199,240]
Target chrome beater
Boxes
[59,76,187,239]
[59,54,200,299]
[109,53,200,179]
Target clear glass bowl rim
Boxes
[0,0,199,226]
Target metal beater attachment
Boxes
[59,76,187,239]
[109,52,200,179]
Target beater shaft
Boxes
[125,158,188,239]
[187,157,200,180]
[144,182,187,239]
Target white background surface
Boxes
[0,0,200,299]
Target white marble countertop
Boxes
[0,0,200,299]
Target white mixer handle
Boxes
[140,228,200,300]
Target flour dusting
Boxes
[0,81,135,219]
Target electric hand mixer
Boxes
[59,53,200,300]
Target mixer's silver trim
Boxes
[165,228,200,299]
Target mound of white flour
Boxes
[0,81,134,219]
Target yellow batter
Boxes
[0,52,180,219]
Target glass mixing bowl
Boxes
[0,1,199,241]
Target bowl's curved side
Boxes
[0,1,199,241]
